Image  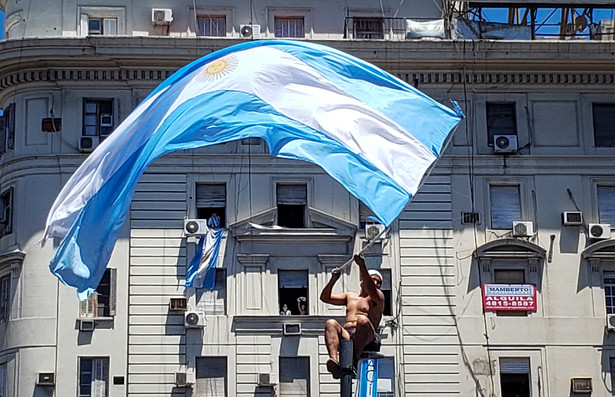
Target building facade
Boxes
[0,0,614,396]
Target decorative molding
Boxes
[398,71,615,86]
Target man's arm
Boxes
[320,271,347,306]
[354,254,384,302]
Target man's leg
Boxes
[324,319,350,377]
[352,317,376,367]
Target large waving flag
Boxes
[44,40,463,298]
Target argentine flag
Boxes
[43,40,463,298]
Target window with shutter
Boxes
[499,357,530,397]
[593,104,615,147]
[3,103,14,151]
[0,274,9,322]
[278,270,308,315]
[598,186,615,226]
[490,185,521,230]
[195,357,227,397]
[486,102,517,146]
[79,357,109,397]
[0,188,13,237]
[196,183,226,227]
[279,357,309,396]
[277,184,307,228]
[379,269,392,317]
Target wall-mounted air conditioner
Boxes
[183,219,208,236]
[571,377,592,393]
[175,371,195,387]
[152,8,173,25]
[588,223,610,240]
[169,297,188,311]
[258,372,279,386]
[562,211,583,226]
[184,311,205,328]
[512,221,534,237]
[79,319,95,332]
[36,373,56,386]
[79,136,100,153]
[365,223,386,240]
[493,135,518,153]
[100,113,113,127]
[283,323,301,336]
[240,24,261,38]
[608,314,615,331]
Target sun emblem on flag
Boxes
[195,55,238,83]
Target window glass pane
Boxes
[279,357,309,396]
[376,357,395,397]
[279,270,308,315]
[196,357,227,397]
[79,357,109,397]
[605,272,615,314]
[0,274,10,322]
[593,104,615,147]
[103,18,117,36]
[88,19,102,34]
[598,186,615,225]
[490,185,521,229]
[487,102,517,145]
[1,188,13,237]
[275,17,304,38]
[198,16,226,36]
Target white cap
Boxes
[368,269,383,281]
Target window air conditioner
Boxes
[258,372,279,386]
[512,221,534,237]
[588,223,610,240]
[169,297,188,311]
[183,219,208,236]
[175,371,195,387]
[562,211,583,226]
[37,372,56,386]
[152,8,173,25]
[79,319,95,332]
[283,323,302,336]
[240,24,261,38]
[79,136,100,153]
[100,113,113,127]
[493,135,518,153]
[184,311,205,328]
[571,377,592,393]
[365,223,386,240]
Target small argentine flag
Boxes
[185,228,225,289]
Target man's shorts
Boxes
[345,327,381,352]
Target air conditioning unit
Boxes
[183,219,208,236]
[608,313,615,331]
[169,297,188,311]
[152,8,173,25]
[258,372,279,386]
[240,24,261,38]
[36,372,56,386]
[571,377,592,393]
[283,323,302,336]
[79,136,100,153]
[365,223,386,240]
[175,371,195,387]
[562,211,583,226]
[588,223,611,240]
[184,311,205,328]
[512,221,534,237]
[493,135,518,153]
[100,113,113,127]
[79,319,95,332]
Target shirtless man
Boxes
[320,254,384,378]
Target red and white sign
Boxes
[482,283,537,311]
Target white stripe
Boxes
[169,46,437,194]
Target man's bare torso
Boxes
[343,292,383,331]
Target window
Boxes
[486,102,517,146]
[196,183,226,227]
[379,269,392,317]
[279,357,309,396]
[0,364,5,397]
[593,104,615,147]
[0,188,13,238]
[278,270,308,315]
[376,357,395,397]
[359,201,375,230]
[490,185,521,229]
[277,184,307,228]
[199,269,226,315]
[354,18,384,39]
[610,357,615,393]
[195,357,227,397]
[83,99,114,139]
[605,272,615,314]
[80,269,116,318]
[499,357,530,397]
[87,18,117,36]
[79,357,109,397]
[494,269,527,316]
[197,15,226,37]
[274,16,304,38]
[0,274,10,322]
[3,103,15,151]
[598,186,615,225]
